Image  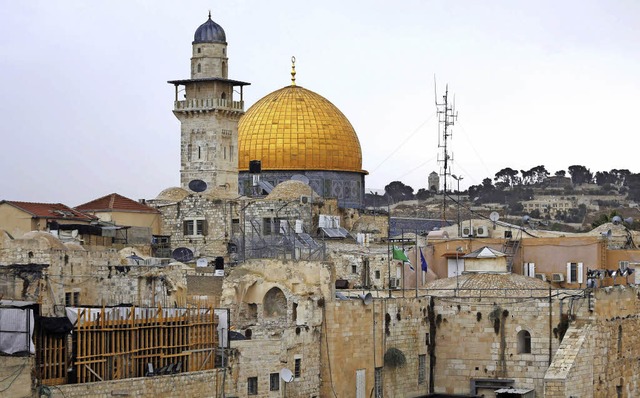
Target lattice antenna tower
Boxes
[435,83,457,222]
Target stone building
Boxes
[75,192,162,244]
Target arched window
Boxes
[220,92,226,100]
[263,287,287,319]
[197,63,201,73]
[517,330,531,354]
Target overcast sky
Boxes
[1,0,639,205]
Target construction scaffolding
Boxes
[36,305,218,386]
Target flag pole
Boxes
[402,228,405,298]
[415,229,419,298]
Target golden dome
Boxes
[238,85,365,173]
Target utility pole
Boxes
[435,83,458,226]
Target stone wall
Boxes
[0,234,187,314]
[0,356,33,398]
[320,297,430,398]
[430,294,562,396]
[48,369,220,398]
[153,194,231,260]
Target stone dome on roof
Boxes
[266,180,319,201]
[21,231,67,250]
[238,85,365,174]
[193,14,226,44]
[426,272,550,297]
[202,187,241,200]
[156,187,190,202]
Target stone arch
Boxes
[263,287,287,319]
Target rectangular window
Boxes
[523,263,535,277]
[374,367,383,398]
[184,219,206,236]
[263,218,273,235]
[294,358,301,378]
[566,262,583,284]
[232,218,240,234]
[375,270,381,279]
[270,373,279,391]
[418,354,426,384]
[230,145,234,162]
[247,376,258,395]
[196,219,205,235]
[65,292,79,306]
[352,265,357,274]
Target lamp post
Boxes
[452,175,463,237]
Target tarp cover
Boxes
[0,307,35,354]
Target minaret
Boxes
[168,12,250,193]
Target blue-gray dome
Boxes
[193,15,226,44]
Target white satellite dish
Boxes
[196,258,208,267]
[489,212,500,222]
[280,368,294,382]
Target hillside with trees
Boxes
[365,166,640,231]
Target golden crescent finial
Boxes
[291,56,296,86]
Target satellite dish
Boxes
[172,247,194,262]
[489,212,500,222]
[612,216,622,225]
[601,229,612,239]
[290,174,310,184]
[196,258,208,267]
[280,368,294,383]
[522,215,531,223]
[625,217,634,225]
[188,179,208,193]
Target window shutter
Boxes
[202,220,208,236]
[183,220,189,235]
[567,263,572,283]
[529,263,536,277]
[523,263,529,276]
[577,263,583,284]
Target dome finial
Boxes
[208,10,211,19]
[291,56,297,86]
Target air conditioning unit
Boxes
[534,273,547,281]
[461,226,474,238]
[476,226,489,237]
[389,277,400,289]
[551,273,565,282]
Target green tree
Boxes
[385,181,414,203]
[494,168,520,187]
[568,165,593,185]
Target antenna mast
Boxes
[435,83,457,224]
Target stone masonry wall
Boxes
[0,234,187,314]
[49,369,220,398]
[0,356,33,398]
[320,297,430,398]
[431,294,562,396]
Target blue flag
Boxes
[420,249,428,272]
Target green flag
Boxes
[392,246,409,262]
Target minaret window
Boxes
[221,92,226,100]
[197,47,201,54]
[197,63,201,73]
[198,146,202,160]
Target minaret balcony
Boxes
[174,98,244,112]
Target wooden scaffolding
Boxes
[37,305,218,386]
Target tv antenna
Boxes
[434,78,458,224]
